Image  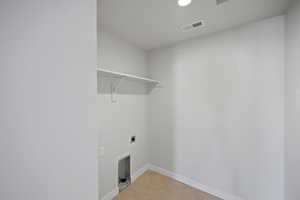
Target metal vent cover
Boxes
[182,20,204,32]
[216,0,229,5]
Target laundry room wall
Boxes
[148,16,285,200]
[285,0,300,199]
[0,1,98,200]
[98,30,149,198]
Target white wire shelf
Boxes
[97,68,161,102]
[97,68,160,85]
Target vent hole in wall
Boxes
[118,155,131,192]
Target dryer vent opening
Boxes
[118,155,131,192]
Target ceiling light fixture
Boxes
[178,0,192,7]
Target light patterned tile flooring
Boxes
[113,170,222,200]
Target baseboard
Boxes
[148,164,244,200]
[101,187,118,200]
[101,163,244,200]
[100,164,149,200]
[131,164,150,182]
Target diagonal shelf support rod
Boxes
[110,76,124,103]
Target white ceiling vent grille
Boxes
[216,0,229,5]
[182,20,204,32]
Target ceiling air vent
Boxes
[182,20,204,32]
[216,0,229,5]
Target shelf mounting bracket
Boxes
[110,76,124,103]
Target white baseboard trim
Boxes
[148,164,244,200]
[101,187,118,200]
[101,163,244,200]
[131,164,150,182]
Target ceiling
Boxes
[98,0,290,50]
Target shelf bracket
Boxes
[110,76,123,103]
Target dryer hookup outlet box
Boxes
[130,136,136,143]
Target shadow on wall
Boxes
[97,75,158,95]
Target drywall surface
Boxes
[148,16,284,200]
[285,0,300,199]
[98,31,149,198]
[0,1,98,200]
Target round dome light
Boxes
[178,0,192,7]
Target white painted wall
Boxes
[285,0,300,199]
[148,16,285,200]
[98,31,149,198]
[0,1,98,200]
